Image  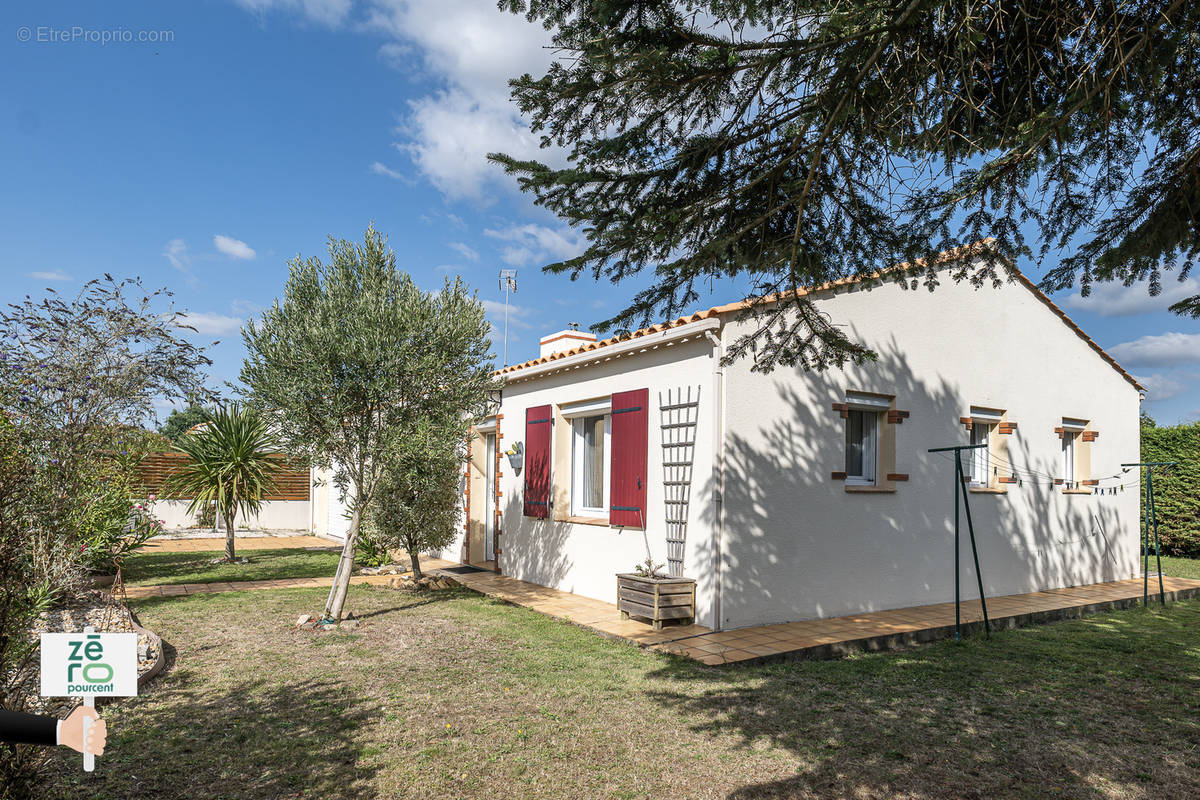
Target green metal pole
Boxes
[1148,469,1165,606]
[1143,469,1150,607]
[957,456,991,636]
[954,452,962,642]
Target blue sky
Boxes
[3,0,1198,424]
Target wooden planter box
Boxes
[616,574,696,629]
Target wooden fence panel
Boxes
[135,452,311,501]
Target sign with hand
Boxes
[40,627,137,771]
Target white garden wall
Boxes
[151,499,313,532]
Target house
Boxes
[343,243,1144,632]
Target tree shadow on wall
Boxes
[494,493,573,591]
[698,338,1129,628]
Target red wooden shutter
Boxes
[609,388,649,527]
[523,405,552,518]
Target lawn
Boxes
[38,584,1200,800]
[1157,554,1200,580]
[119,547,341,586]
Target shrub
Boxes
[367,418,467,581]
[354,518,393,568]
[76,432,167,574]
[0,410,57,795]
[0,277,210,793]
[1141,422,1200,556]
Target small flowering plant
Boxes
[632,557,668,579]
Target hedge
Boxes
[1140,422,1200,557]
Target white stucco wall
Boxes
[311,467,353,541]
[461,331,722,628]
[152,499,313,532]
[718,267,1142,628]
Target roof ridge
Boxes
[494,239,1144,392]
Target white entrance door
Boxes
[327,483,351,542]
[484,433,496,562]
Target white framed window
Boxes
[1060,418,1086,487]
[1061,431,1076,485]
[844,408,878,485]
[969,424,990,487]
[571,413,610,515]
[967,408,1002,488]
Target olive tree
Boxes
[241,224,496,620]
[369,416,467,581]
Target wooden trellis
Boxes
[659,386,700,576]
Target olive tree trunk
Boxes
[323,503,361,620]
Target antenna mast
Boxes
[499,269,518,366]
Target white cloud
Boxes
[232,0,565,202]
[214,234,257,260]
[484,222,584,267]
[480,299,534,330]
[177,312,245,335]
[230,298,263,316]
[377,41,410,70]
[27,271,71,281]
[1109,332,1200,367]
[448,241,479,262]
[497,246,535,267]
[369,161,406,180]
[1062,278,1200,317]
[163,238,197,286]
[234,0,352,26]
[396,87,564,201]
[364,0,566,199]
[1132,372,1189,402]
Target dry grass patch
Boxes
[36,586,1200,800]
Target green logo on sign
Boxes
[66,633,115,693]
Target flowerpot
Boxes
[92,574,117,588]
[616,573,696,630]
[506,442,524,474]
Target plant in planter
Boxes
[505,441,524,474]
[633,558,667,579]
[617,560,696,630]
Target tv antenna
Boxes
[499,269,518,365]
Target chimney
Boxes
[539,329,597,358]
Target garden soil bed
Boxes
[23,590,166,716]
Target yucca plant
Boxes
[165,404,280,561]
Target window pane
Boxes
[845,410,864,475]
[582,415,605,508]
[1062,433,1075,483]
[862,411,876,481]
[971,424,989,484]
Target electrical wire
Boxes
[931,449,1146,494]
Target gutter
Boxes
[703,328,726,632]
[500,317,723,384]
